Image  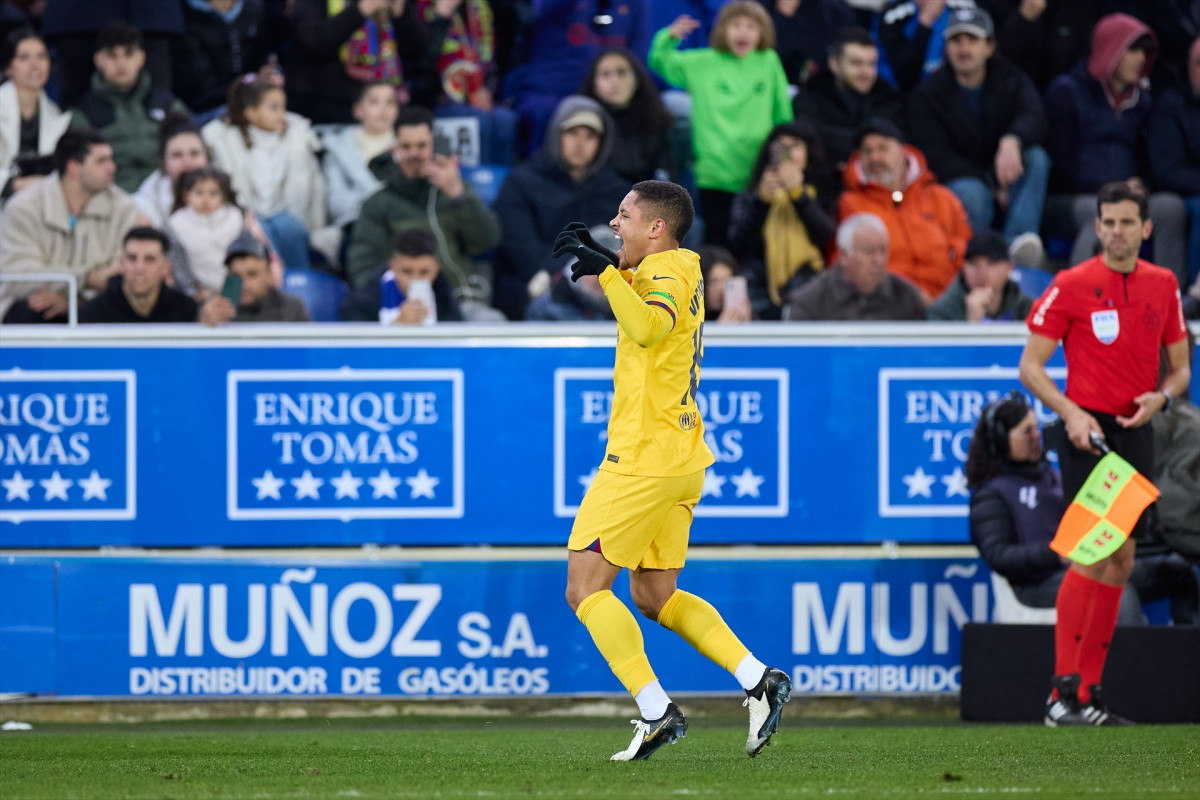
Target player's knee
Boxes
[565,583,586,613]
[629,584,665,620]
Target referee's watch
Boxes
[1160,390,1174,413]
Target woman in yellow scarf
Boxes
[727,121,837,319]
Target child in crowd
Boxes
[166,166,281,299]
[133,115,210,227]
[322,82,398,233]
[648,2,792,246]
[201,77,326,269]
[69,22,188,194]
[580,48,678,185]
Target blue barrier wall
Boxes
[2,322,1154,548]
[0,551,988,698]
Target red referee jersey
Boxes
[1026,257,1188,417]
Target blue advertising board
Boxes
[2,324,1195,548]
[0,552,990,698]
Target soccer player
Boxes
[1018,181,1191,725]
[554,180,792,761]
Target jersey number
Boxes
[680,323,703,406]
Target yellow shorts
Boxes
[567,469,705,570]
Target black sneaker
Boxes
[1081,684,1135,726]
[1044,673,1091,727]
[744,667,792,756]
[610,702,688,762]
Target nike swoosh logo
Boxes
[651,276,675,281]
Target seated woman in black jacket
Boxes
[578,48,679,186]
[727,121,837,320]
[966,392,1198,625]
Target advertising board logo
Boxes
[553,368,788,517]
[227,369,463,520]
[877,367,1063,517]
[0,369,136,522]
[789,561,988,694]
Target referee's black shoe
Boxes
[1081,684,1135,726]
[610,703,688,762]
[1044,673,1091,727]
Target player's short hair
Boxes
[96,21,144,53]
[829,26,876,59]
[52,129,108,175]
[392,230,439,259]
[123,226,170,254]
[630,180,694,243]
[1096,181,1148,222]
[395,105,435,133]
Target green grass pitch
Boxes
[1,714,1197,799]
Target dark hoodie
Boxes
[491,95,629,320]
[926,274,1033,322]
[1044,13,1158,194]
[792,66,904,170]
[345,146,503,290]
[969,460,1066,587]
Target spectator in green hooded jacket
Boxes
[70,22,188,194]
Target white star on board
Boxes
[369,468,401,499]
[578,467,598,492]
[901,466,936,498]
[40,471,72,501]
[252,470,285,500]
[78,470,112,501]
[2,471,34,502]
[702,470,727,498]
[730,467,765,498]
[330,469,363,499]
[291,470,324,500]
[941,467,969,498]
[406,468,440,499]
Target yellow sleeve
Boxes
[598,266,676,348]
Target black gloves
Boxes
[562,221,619,264]
[553,221,619,282]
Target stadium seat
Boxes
[462,164,510,207]
[283,268,348,322]
[990,572,1057,624]
[1010,266,1054,299]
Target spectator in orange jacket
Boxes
[837,118,972,302]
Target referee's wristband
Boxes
[1160,390,1174,413]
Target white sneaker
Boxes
[1009,232,1045,268]
[610,702,688,762]
[743,667,792,756]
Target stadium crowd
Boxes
[0,0,1197,327]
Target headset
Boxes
[982,390,1029,458]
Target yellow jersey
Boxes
[596,248,715,477]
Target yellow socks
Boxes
[657,589,750,673]
[575,590,657,695]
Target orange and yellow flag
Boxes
[1050,452,1160,565]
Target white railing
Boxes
[0,272,79,326]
